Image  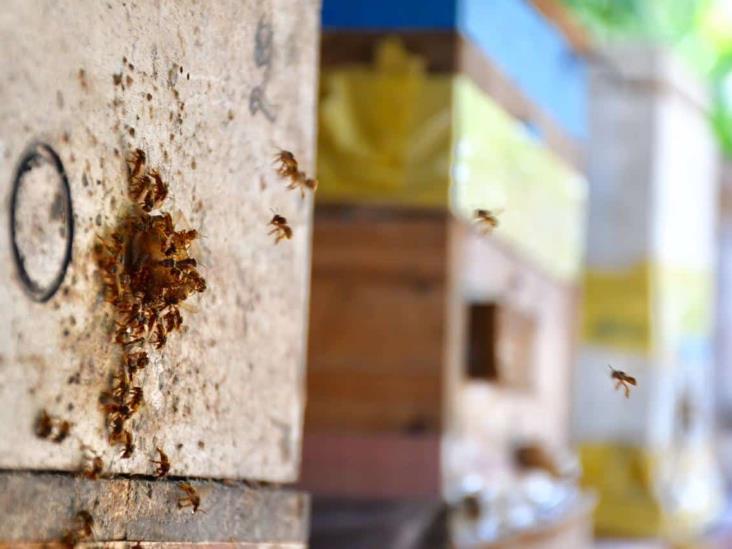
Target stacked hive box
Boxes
[573,45,725,539]
[0,0,319,545]
[302,1,594,546]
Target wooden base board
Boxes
[0,472,309,545]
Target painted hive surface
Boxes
[0,0,320,481]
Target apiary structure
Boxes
[301,1,595,546]
[572,44,725,539]
[0,0,320,545]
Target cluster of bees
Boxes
[268,150,317,243]
[97,149,205,349]
[32,148,204,545]
[93,148,207,465]
[35,148,314,539]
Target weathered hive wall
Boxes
[0,0,320,482]
[306,206,447,435]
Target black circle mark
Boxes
[9,142,74,302]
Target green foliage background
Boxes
[561,0,732,156]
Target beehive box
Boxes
[0,0,319,483]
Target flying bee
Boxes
[268,214,293,244]
[189,272,206,293]
[608,365,637,399]
[150,212,174,236]
[287,171,318,197]
[151,447,170,477]
[34,409,53,439]
[473,209,502,234]
[60,510,94,547]
[273,150,299,178]
[177,482,201,513]
[120,430,135,458]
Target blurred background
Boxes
[299,0,732,547]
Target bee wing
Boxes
[170,208,190,229]
[178,301,200,315]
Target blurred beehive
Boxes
[301,4,592,547]
[0,0,320,545]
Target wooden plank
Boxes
[300,433,441,498]
[0,0,320,481]
[308,277,445,374]
[311,205,448,279]
[306,205,446,433]
[306,369,442,432]
[0,472,309,544]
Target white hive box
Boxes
[0,0,320,482]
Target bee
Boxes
[120,430,135,458]
[34,409,53,439]
[107,415,125,443]
[52,420,72,443]
[111,370,131,398]
[287,171,318,198]
[60,510,94,547]
[608,365,637,398]
[151,322,168,349]
[164,229,198,257]
[162,307,183,332]
[82,454,104,480]
[273,150,299,178]
[268,214,292,244]
[177,482,201,513]
[128,162,168,212]
[151,447,170,477]
[127,148,147,180]
[125,351,149,376]
[126,386,143,413]
[473,209,502,234]
[148,169,168,210]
